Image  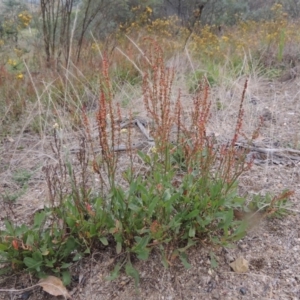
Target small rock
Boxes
[240,287,247,295]
[211,290,220,299]
[20,291,32,300]
[261,108,273,121]
[225,253,234,263]
[207,279,216,293]
[229,257,249,273]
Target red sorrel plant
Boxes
[93,54,121,189]
[135,40,252,247]
[0,40,293,288]
[142,40,175,146]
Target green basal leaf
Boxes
[188,226,196,237]
[100,237,108,246]
[33,211,46,228]
[210,251,218,269]
[186,209,200,220]
[178,239,197,253]
[137,150,151,164]
[106,262,122,281]
[23,257,43,270]
[62,237,77,258]
[179,252,191,269]
[128,203,140,211]
[32,251,43,262]
[116,242,122,254]
[148,195,159,216]
[0,267,11,275]
[4,220,14,235]
[26,233,35,247]
[136,248,150,260]
[0,244,9,251]
[45,259,54,268]
[62,270,71,286]
[125,262,140,287]
[84,248,90,254]
[73,252,83,261]
[60,262,72,269]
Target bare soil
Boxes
[0,75,300,300]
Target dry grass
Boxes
[0,8,300,299]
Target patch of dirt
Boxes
[1,76,300,299]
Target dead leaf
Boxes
[38,276,72,299]
[229,257,249,273]
[7,136,14,142]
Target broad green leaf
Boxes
[62,237,77,258]
[106,262,122,281]
[168,216,182,231]
[134,235,150,249]
[33,212,46,228]
[210,251,218,269]
[32,251,43,262]
[100,237,108,246]
[45,259,54,268]
[137,249,150,261]
[148,196,159,216]
[179,253,191,269]
[62,270,71,286]
[220,210,233,229]
[137,150,152,165]
[128,203,140,211]
[116,242,122,254]
[160,247,169,268]
[0,244,8,251]
[186,209,200,220]
[24,257,43,271]
[26,234,35,246]
[15,224,29,237]
[60,262,72,269]
[4,220,14,235]
[196,215,212,227]
[0,267,11,275]
[73,252,82,261]
[84,248,91,254]
[230,221,247,241]
[163,189,172,201]
[66,217,75,228]
[125,262,140,287]
[188,226,195,238]
[132,236,151,260]
[178,239,197,253]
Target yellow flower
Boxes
[16,73,24,80]
[91,43,98,50]
[151,147,157,153]
[8,59,17,66]
[222,36,229,42]
[146,6,152,14]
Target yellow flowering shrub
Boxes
[8,59,17,67]
[16,73,24,80]
[18,11,32,29]
[95,2,300,78]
